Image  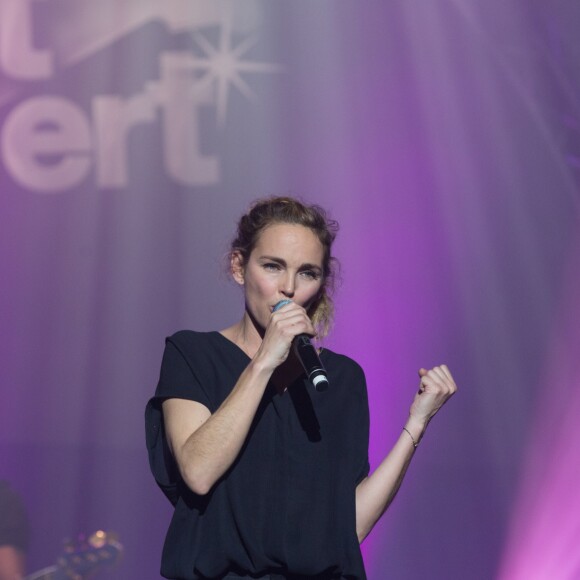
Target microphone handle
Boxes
[294,335,329,392]
[272,299,329,391]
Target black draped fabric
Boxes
[145,331,370,580]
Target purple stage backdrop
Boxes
[1,1,579,579]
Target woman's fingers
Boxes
[440,364,453,382]
[270,303,316,337]
[257,302,316,369]
[410,364,457,422]
[418,365,457,394]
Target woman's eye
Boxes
[301,270,320,280]
[263,263,281,271]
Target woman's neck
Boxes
[220,314,304,394]
[221,314,263,359]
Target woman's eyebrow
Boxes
[300,263,323,272]
[258,255,286,264]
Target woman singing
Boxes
[145,196,457,579]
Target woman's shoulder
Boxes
[165,330,244,362]
[319,348,368,405]
[320,347,365,377]
[166,329,218,348]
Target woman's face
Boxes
[233,223,325,331]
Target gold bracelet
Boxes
[403,427,419,449]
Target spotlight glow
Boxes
[496,236,580,580]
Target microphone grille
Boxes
[273,299,292,312]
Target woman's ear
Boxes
[231,251,245,285]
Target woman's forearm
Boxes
[164,357,274,495]
[355,416,427,542]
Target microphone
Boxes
[273,300,329,391]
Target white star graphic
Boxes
[190,8,283,128]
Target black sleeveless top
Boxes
[145,331,370,579]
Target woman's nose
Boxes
[280,274,295,297]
